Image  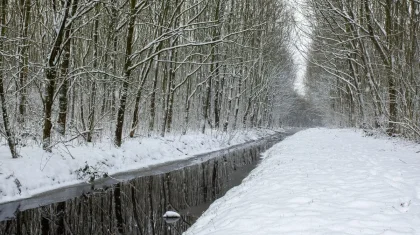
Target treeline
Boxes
[0,0,294,158]
[306,0,420,138]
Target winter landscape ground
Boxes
[184,128,420,235]
[0,129,280,204]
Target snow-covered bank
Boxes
[184,128,420,235]
[0,129,282,204]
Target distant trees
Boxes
[306,0,420,138]
[0,0,295,157]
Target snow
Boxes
[0,129,281,204]
[163,211,181,218]
[184,128,420,235]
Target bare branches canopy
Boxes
[0,0,295,157]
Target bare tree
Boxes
[0,0,296,156]
[307,0,420,138]
[0,0,18,158]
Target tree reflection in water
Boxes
[0,135,284,235]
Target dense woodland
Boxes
[2,0,418,159]
[306,0,420,139]
[0,0,303,158]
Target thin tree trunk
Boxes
[114,0,136,147]
[242,98,252,128]
[165,67,176,134]
[110,3,118,121]
[80,90,86,131]
[201,76,211,133]
[161,34,179,136]
[148,55,160,135]
[57,28,71,136]
[17,0,30,125]
[212,0,221,129]
[160,61,169,137]
[0,0,17,158]
[385,0,397,135]
[148,1,166,135]
[87,5,100,142]
[129,56,153,138]
[182,74,192,135]
[223,83,233,132]
[233,73,242,130]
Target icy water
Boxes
[0,133,289,235]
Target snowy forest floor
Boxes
[184,128,420,235]
[0,129,282,204]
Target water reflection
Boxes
[0,135,284,235]
[163,217,180,224]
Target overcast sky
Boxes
[286,0,312,96]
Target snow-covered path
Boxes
[184,128,420,235]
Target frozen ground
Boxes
[0,129,281,204]
[184,128,420,235]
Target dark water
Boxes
[0,133,288,235]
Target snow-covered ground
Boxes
[0,129,281,204]
[184,128,420,235]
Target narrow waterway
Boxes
[0,132,291,235]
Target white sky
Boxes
[286,0,312,96]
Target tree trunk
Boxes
[148,56,159,135]
[201,76,211,133]
[242,98,251,128]
[114,0,136,147]
[165,61,176,134]
[0,0,18,158]
[212,0,221,129]
[182,75,192,135]
[57,28,71,136]
[17,0,31,125]
[385,0,397,135]
[233,72,242,130]
[161,36,179,136]
[129,56,152,138]
[87,5,100,142]
[160,61,169,137]
[223,83,233,132]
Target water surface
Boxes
[0,133,289,234]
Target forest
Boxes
[0,0,312,159]
[306,0,420,139]
[0,0,419,160]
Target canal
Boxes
[0,132,292,234]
